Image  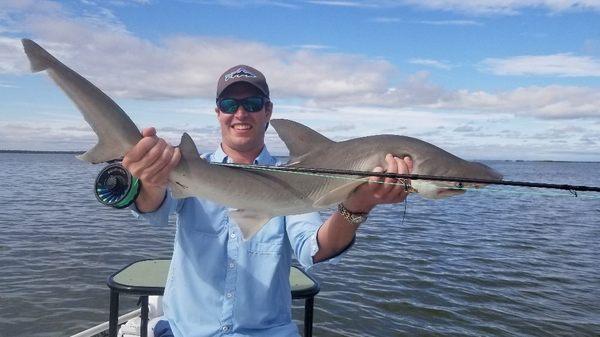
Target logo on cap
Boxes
[224,68,257,82]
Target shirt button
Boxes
[226,292,234,298]
[230,232,236,239]
[221,325,230,332]
[228,262,235,269]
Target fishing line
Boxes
[459,184,600,200]
[400,200,407,226]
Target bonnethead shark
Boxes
[21,38,502,239]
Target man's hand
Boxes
[122,127,181,188]
[122,127,181,212]
[342,154,413,213]
[313,153,413,262]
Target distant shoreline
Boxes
[1,150,598,163]
[0,150,85,154]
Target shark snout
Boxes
[470,161,503,181]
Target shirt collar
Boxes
[211,144,276,165]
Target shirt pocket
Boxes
[191,216,227,237]
[244,217,286,256]
[247,241,284,256]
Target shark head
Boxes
[411,159,503,199]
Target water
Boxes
[1,153,599,336]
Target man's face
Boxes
[215,82,272,154]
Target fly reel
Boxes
[94,162,140,208]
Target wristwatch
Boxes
[337,203,369,226]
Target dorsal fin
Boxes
[171,133,201,199]
[270,119,335,162]
[178,132,201,160]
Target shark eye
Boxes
[456,182,464,189]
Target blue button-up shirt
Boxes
[132,145,339,337]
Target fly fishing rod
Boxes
[215,163,600,195]
[93,160,600,209]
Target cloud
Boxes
[453,125,481,133]
[409,58,452,70]
[178,0,300,9]
[530,125,587,139]
[307,1,376,8]
[583,38,600,55]
[372,17,481,26]
[2,0,599,134]
[296,71,600,121]
[450,85,600,119]
[287,44,333,50]
[0,121,97,151]
[160,125,220,134]
[402,0,600,14]
[0,81,18,88]
[315,124,356,133]
[413,19,481,26]
[1,1,396,101]
[481,54,600,77]
[307,0,600,14]
[370,17,403,23]
[0,36,29,73]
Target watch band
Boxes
[337,203,368,226]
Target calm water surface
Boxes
[1,153,599,336]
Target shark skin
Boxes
[22,38,502,239]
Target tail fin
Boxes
[22,39,59,73]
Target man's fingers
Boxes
[395,157,408,174]
[170,147,182,169]
[382,154,398,191]
[123,127,157,166]
[152,147,181,185]
[378,155,412,200]
[128,138,167,176]
[393,157,411,193]
[141,127,156,138]
[123,136,159,166]
[119,127,181,189]
[137,142,173,182]
[403,156,413,173]
[144,138,169,167]
[368,166,384,184]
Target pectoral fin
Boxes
[313,180,365,208]
[229,209,272,240]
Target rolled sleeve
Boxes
[130,190,178,226]
[286,212,354,269]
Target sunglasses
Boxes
[217,96,268,114]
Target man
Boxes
[122,65,413,337]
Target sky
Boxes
[0,0,599,161]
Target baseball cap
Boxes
[216,65,269,100]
